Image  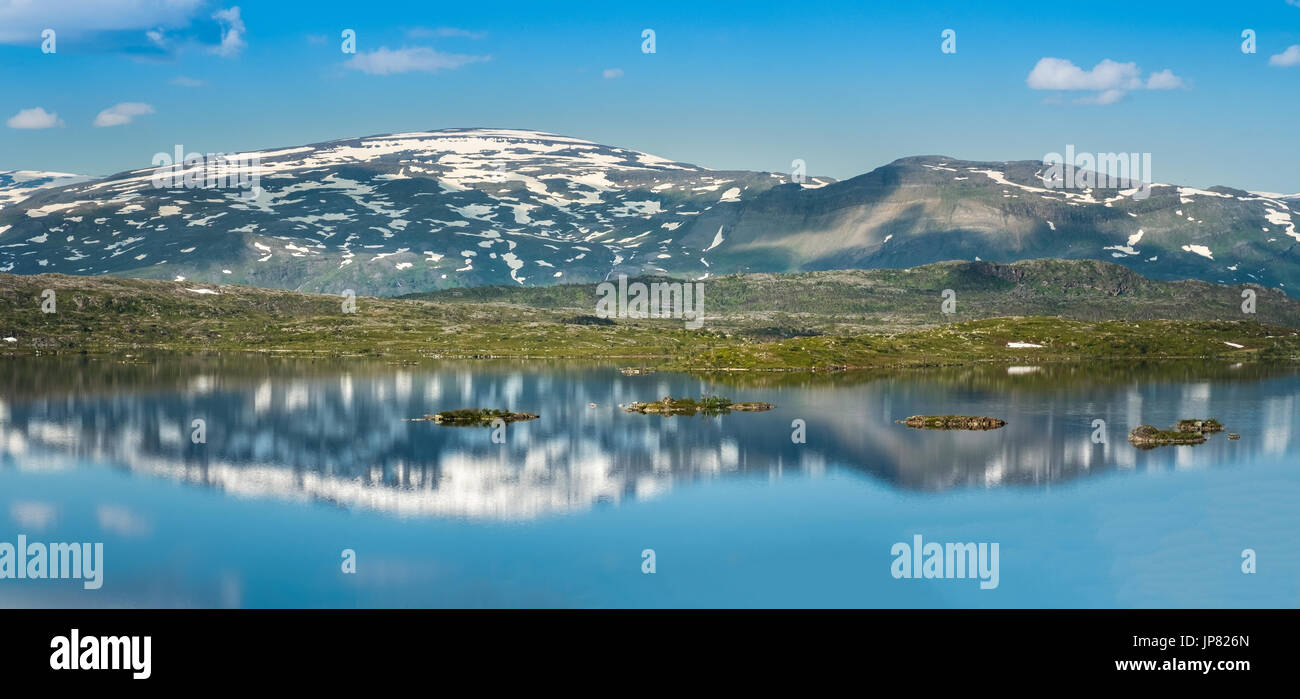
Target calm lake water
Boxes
[1,356,1297,608]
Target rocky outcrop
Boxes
[897,415,1006,430]
[1176,418,1224,433]
[411,409,539,426]
[1128,418,1228,449]
[623,396,773,416]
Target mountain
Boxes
[0,129,824,294]
[695,156,1299,292]
[0,170,91,210]
[0,128,1297,296]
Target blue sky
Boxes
[1,0,1298,191]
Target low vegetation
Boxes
[1128,425,1209,448]
[404,259,1300,334]
[623,396,774,416]
[414,409,539,426]
[897,415,1007,430]
[1129,418,1227,448]
[4,270,1300,373]
[1175,418,1224,433]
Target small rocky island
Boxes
[623,396,774,416]
[1175,419,1223,433]
[409,409,540,426]
[897,415,1007,430]
[1129,418,1225,448]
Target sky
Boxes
[0,0,1298,191]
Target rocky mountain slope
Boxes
[1,128,1296,296]
[0,170,90,210]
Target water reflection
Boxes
[1,356,1297,519]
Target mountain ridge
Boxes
[1,128,1296,296]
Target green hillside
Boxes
[4,260,1299,371]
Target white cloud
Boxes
[1145,69,1184,89]
[211,6,245,57]
[171,75,205,87]
[93,102,155,127]
[1,1,246,57]
[6,107,62,129]
[0,0,204,44]
[344,46,490,75]
[1027,58,1142,91]
[1027,57,1184,104]
[602,68,624,79]
[1269,45,1300,67]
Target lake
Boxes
[1,356,1296,608]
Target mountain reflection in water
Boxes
[1,356,1296,520]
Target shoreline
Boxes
[5,345,1300,374]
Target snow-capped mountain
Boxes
[0,170,92,211]
[1,128,1297,296]
[0,129,824,293]
[695,156,1300,293]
